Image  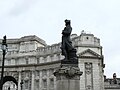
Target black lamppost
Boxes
[0,36,8,90]
[20,80,23,90]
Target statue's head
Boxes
[65,19,71,26]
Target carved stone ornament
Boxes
[42,76,47,80]
[86,85,91,90]
[54,65,83,79]
[65,66,76,77]
[85,63,92,75]
[49,75,54,79]
[35,76,39,80]
[24,76,29,81]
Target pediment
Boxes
[79,49,101,58]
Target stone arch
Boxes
[2,76,18,86]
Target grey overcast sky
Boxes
[0,0,120,78]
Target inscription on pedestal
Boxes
[54,64,83,90]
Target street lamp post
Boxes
[0,36,8,90]
[20,80,23,90]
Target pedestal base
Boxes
[54,64,83,90]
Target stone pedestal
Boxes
[54,64,83,90]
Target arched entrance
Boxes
[0,76,18,89]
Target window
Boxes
[35,71,39,76]
[42,70,47,76]
[8,59,11,65]
[50,55,53,61]
[43,79,47,88]
[37,58,39,64]
[44,57,47,62]
[49,78,54,88]
[25,72,29,78]
[26,58,28,64]
[25,80,29,89]
[35,80,39,90]
[49,69,54,76]
[15,59,18,65]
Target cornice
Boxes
[79,49,100,56]
[78,49,103,59]
[0,60,61,68]
[79,55,103,59]
[75,44,102,48]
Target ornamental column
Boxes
[31,71,35,90]
[18,71,21,90]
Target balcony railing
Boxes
[105,85,120,89]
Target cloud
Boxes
[0,0,120,77]
[8,0,38,17]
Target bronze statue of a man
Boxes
[61,19,74,60]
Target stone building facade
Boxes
[0,32,105,90]
[104,73,120,90]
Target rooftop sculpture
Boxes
[61,19,78,64]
